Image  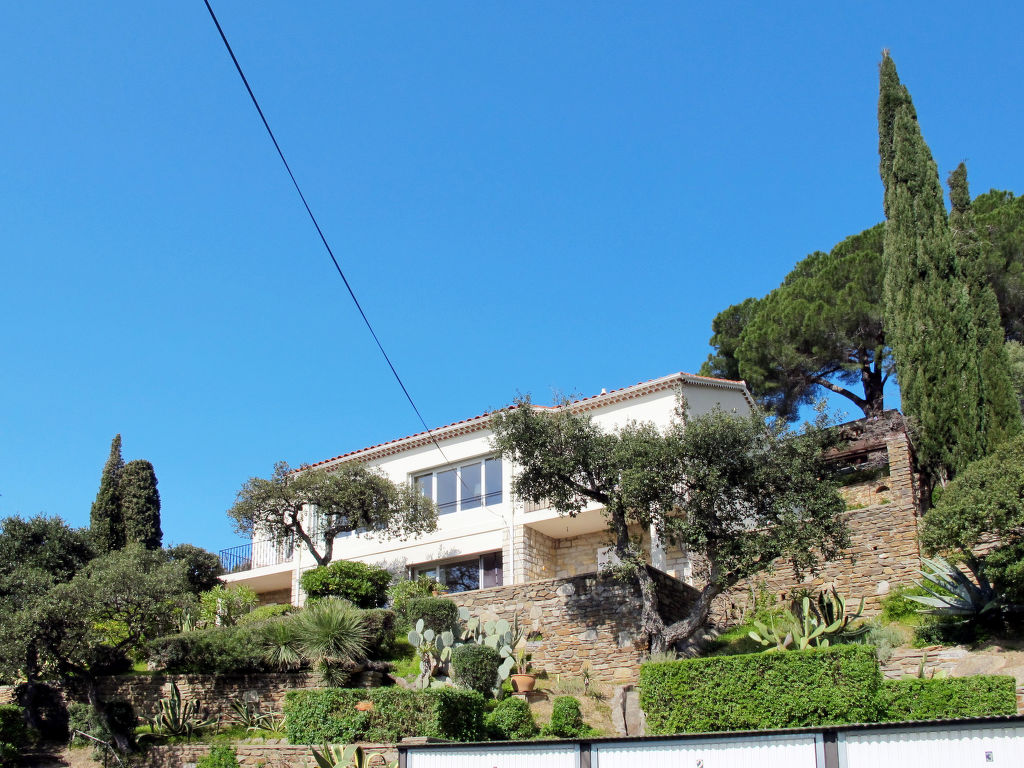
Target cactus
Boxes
[407,619,457,688]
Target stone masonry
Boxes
[144,742,396,768]
[448,569,697,683]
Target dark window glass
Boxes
[461,462,482,510]
[485,458,502,505]
[443,558,480,592]
[437,469,457,513]
[415,473,432,499]
[481,551,503,588]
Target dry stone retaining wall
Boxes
[144,742,396,768]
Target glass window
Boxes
[485,458,502,505]
[443,558,480,592]
[436,469,457,513]
[460,462,482,510]
[415,473,432,499]
[481,551,503,588]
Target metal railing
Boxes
[219,536,294,573]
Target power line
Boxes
[201,2,509,526]
[201,0,457,467]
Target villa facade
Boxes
[220,371,754,606]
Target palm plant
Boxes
[295,598,370,684]
[259,618,304,671]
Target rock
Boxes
[875,580,890,595]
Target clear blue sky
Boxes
[2,2,1022,555]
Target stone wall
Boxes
[98,672,317,722]
[145,742,396,768]
[514,524,558,582]
[258,588,293,607]
[448,570,697,683]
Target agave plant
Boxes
[142,683,217,740]
[749,588,864,651]
[229,698,285,734]
[907,556,999,617]
[311,743,397,768]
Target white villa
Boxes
[221,371,754,606]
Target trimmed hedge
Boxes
[878,676,1017,721]
[284,687,485,744]
[639,645,882,734]
[486,696,537,740]
[148,624,269,674]
[301,560,393,609]
[452,643,502,696]
[0,704,28,767]
[406,597,459,635]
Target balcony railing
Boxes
[219,536,294,574]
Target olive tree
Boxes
[228,461,438,566]
[491,397,848,650]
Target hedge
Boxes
[877,676,1017,721]
[284,687,485,744]
[0,705,28,767]
[406,597,459,635]
[639,645,882,734]
[148,624,269,674]
[361,609,398,660]
[301,560,393,609]
[452,643,502,696]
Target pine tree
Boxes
[948,163,1023,449]
[89,434,124,553]
[120,459,163,550]
[878,53,979,482]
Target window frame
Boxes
[412,456,503,513]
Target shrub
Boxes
[198,584,258,627]
[302,560,394,609]
[881,585,934,623]
[361,609,398,660]
[639,645,881,734]
[542,696,595,738]
[236,603,292,625]
[485,696,537,740]
[148,624,269,674]
[406,597,459,635]
[67,701,136,753]
[452,643,502,697]
[388,576,441,628]
[877,676,1017,721]
[0,705,28,766]
[284,687,485,744]
[197,745,239,768]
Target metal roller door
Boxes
[839,722,1024,767]
[594,733,822,768]
[406,742,579,768]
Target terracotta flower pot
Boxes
[510,674,536,693]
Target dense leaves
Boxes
[301,559,393,609]
[120,459,162,550]
[90,435,124,554]
[877,677,1016,721]
[165,543,224,595]
[228,462,438,566]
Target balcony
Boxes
[219,537,294,574]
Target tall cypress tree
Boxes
[90,434,125,553]
[948,163,1023,449]
[120,459,163,550]
[878,53,979,482]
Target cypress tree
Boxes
[90,434,125,553]
[948,163,1023,449]
[120,459,163,550]
[878,53,978,482]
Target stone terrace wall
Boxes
[449,569,697,683]
[98,672,318,723]
[145,742,396,768]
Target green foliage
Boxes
[974,190,1024,343]
[452,643,502,697]
[284,687,485,744]
[196,745,239,768]
[141,682,216,740]
[749,588,865,651]
[485,696,537,740]
[359,609,397,660]
[228,461,438,567]
[149,624,270,674]
[406,597,459,636]
[1006,340,1024,410]
[542,696,596,738]
[68,700,136,753]
[236,603,292,625]
[877,676,1017,721]
[301,560,393,609]
[90,435,125,554]
[388,576,440,630]
[639,645,881,733]
[881,585,934,623]
[0,705,28,767]
[198,584,258,627]
[906,556,999,618]
[293,598,371,685]
[165,544,224,595]
[492,398,847,649]
[120,459,162,550]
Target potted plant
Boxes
[510,646,536,693]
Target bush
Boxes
[452,644,502,697]
[361,609,398,660]
[881,585,934,623]
[877,676,1017,721]
[301,560,393,609]
[284,687,485,744]
[0,705,28,767]
[388,576,441,629]
[485,696,537,740]
[236,603,292,625]
[67,701,136,753]
[406,597,459,635]
[197,745,239,768]
[198,584,258,627]
[542,696,595,738]
[148,624,269,674]
[639,645,881,734]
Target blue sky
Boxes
[2,2,1022,555]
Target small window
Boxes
[461,462,482,510]
[436,469,457,513]
[415,473,432,499]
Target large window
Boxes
[415,551,503,592]
[414,457,502,513]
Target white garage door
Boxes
[839,723,1024,768]
[406,742,579,768]
[594,733,821,768]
